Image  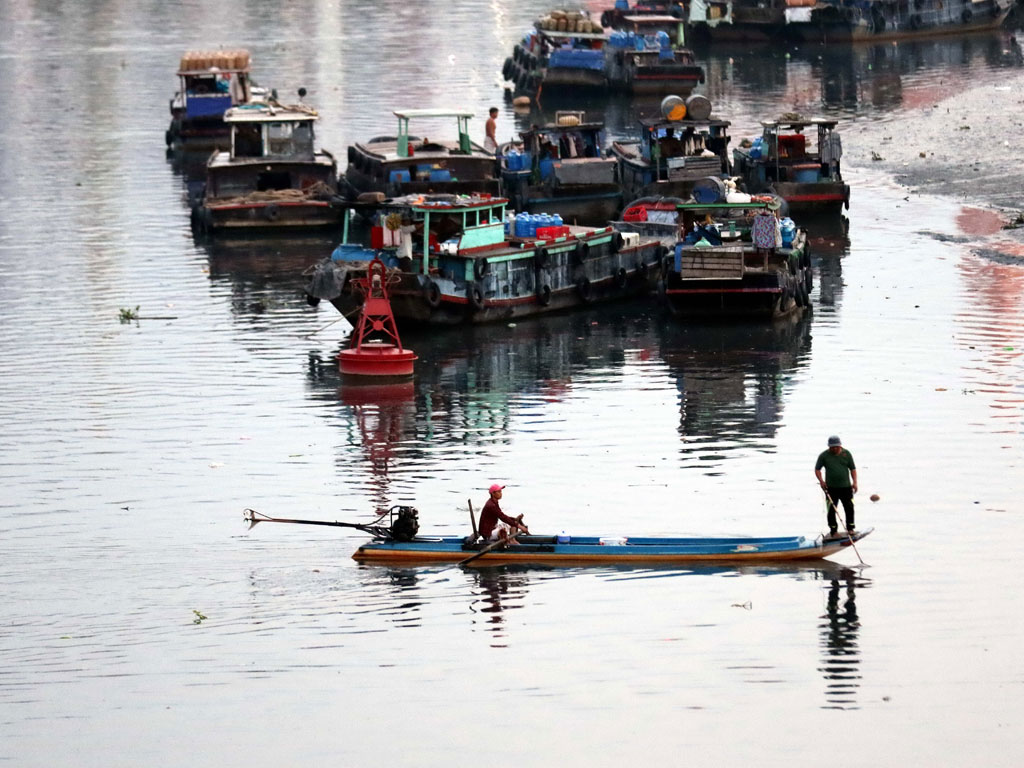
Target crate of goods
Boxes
[677,244,744,279]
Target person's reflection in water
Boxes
[469,567,529,648]
[818,566,865,710]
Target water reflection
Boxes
[469,566,533,647]
[818,566,868,710]
[201,234,333,317]
[658,313,813,459]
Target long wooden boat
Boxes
[353,529,873,565]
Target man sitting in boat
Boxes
[478,484,529,542]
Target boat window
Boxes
[256,170,292,191]
[267,121,315,157]
[234,123,263,157]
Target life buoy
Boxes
[537,284,552,306]
[574,240,590,264]
[473,258,490,280]
[614,268,628,290]
[534,247,549,269]
[264,203,281,222]
[425,280,442,308]
[576,277,592,302]
[468,282,486,311]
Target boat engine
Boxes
[389,506,419,541]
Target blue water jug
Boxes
[505,150,518,171]
[552,213,564,231]
[515,211,530,238]
[656,31,670,49]
[529,213,542,237]
[780,217,796,246]
[538,213,552,232]
[750,136,763,160]
[615,0,629,10]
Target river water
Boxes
[1,1,1023,766]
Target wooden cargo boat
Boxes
[500,111,621,227]
[612,96,731,203]
[687,0,1012,43]
[353,529,872,564]
[167,49,262,152]
[732,117,849,215]
[660,199,813,320]
[501,9,704,96]
[191,102,342,234]
[304,194,667,327]
[342,110,501,201]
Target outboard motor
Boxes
[389,506,419,541]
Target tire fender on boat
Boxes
[961,8,973,22]
[534,246,549,270]
[502,57,514,81]
[612,231,624,252]
[614,267,628,290]
[468,281,486,312]
[264,203,281,222]
[636,260,649,280]
[574,240,590,265]
[425,280,442,308]
[473,258,490,280]
[537,283,552,306]
[576,277,592,302]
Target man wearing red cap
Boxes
[478,484,529,542]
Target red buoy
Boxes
[338,257,417,378]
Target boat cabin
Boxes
[514,112,614,181]
[203,104,337,201]
[738,117,843,188]
[175,50,253,121]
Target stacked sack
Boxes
[538,10,601,33]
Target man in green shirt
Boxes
[815,435,858,538]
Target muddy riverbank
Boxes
[844,69,1024,214]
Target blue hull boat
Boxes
[352,529,872,565]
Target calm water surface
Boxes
[1,2,1023,766]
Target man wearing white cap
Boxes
[815,435,858,538]
[478,484,529,542]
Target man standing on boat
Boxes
[484,107,499,156]
[815,435,858,538]
[478,484,529,542]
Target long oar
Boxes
[458,528,524,567]
[467,499,478,539]
[244,508,387,535]
[821,489,866,566]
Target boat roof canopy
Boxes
[393,109,475,120]
[225,104,319,123]
[640,116,730,130]
[762,117,838,130]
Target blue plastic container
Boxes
[515,211,531,238]
[529,213,542,237]
[615,0,629,10]
[429,169,452,182]
[539,157,554,180]
[388,169,411,184]
[780,217,796,246]
[552,213,564,231]
[749,136,763,160]
[793,167,819,183]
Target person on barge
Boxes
[815,435,858,538]
[478,484,529,542]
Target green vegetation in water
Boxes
[192,610,207,625]
[119,306,140,323]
